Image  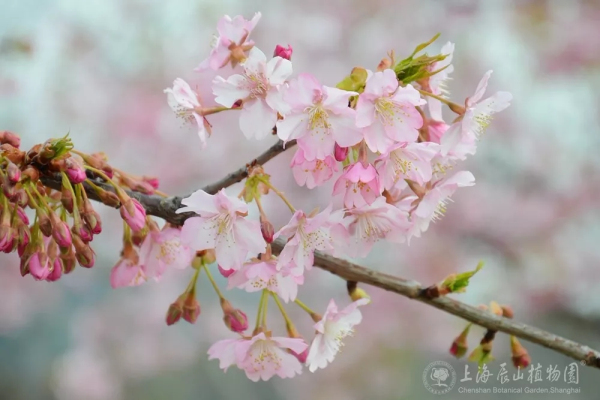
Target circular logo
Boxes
[422,361,456,395]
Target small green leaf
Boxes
[336,67,368,92]
[468,345,494,369]
[410,33,441,57]
[442,261,484,294]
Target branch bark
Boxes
[39,140,600,370]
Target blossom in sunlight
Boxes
[196,12,262,70]
[213,47,292,139]
[333,162,382,208]
[290,148,338,189]
[208,333,308,381]
[276,73,362,160]
[164,78,212,148]
[306,299,369,372]
[227,258,303,302]
[356,69,426,153]
[177,189,266,270]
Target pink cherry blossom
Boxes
[109,257,146,288]
[196,12,262,71]
[427,41,455,121]
[28,252,51,280]
[342,196,412,257]
[164,78,211,148]
[376,142,439,190]
[208,333,307,381]
[138,227,195,280]
[333,162,382,208]
[356,69,426,153]
[119,198,146,232]
[275,207,335,273]
[427,119,448,144]
[441,71,512,155]
[212,47,292,140]
[306,298,369,372]
[290,148,338,189]
[177,189,266,270]
[227,258,302,302]
[276,73,362,160]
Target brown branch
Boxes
[38,141,600,370]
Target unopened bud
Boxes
[166,300,183,326]
[120,197,146,232]
[334,143,349,162]
[510,336,530,369]
[50,214,72,248]
[82,199,102,234]
[72,234,95,267]
[377,57,392,71]
[182,293,200,324]
[501,305,514,319]
[37,211,53,237]
[221,298,248,332]
[450,324,471,358]
[142,176,159,190]
[260,216,274,244]
[46,258,63,282]
[60,246,77,274]
[273,44,293,60]
[0,131,21,148]
[6,161,21,183]
[61,185,74,213]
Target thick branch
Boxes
[39,141,600,369]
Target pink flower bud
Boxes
[182,294,201,324]
[260,217,274,244]
[45,258,63,282]
[166,301,183,326]
[0,131,21,148]
[28,252,51,280]
[510,336,530,369]
[65,154,86,184]
[72,234,95,268]
[273,44,293,60]
[334,143,349,162]
[60,247,77,274]
[14,189,28,208]
[16,207,29,225]
[142,176,160,189]
[7,161,21,183]
[52,220,72,248]
[218,264,234,278]
[120,197,146,232]
[72,223,93,242]
[221,299,248,332]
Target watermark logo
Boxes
[423,361,457,395]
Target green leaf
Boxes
[442,261,484,294]
[336,67,368,92]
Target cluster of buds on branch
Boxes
[2,10,520,382]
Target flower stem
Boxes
[185,267,201,295]
[294,298,316,315]
[261,289,269,328]
[417,89,464,114]
[255,290,267,331]
[258,178,295,213]
[84,165,122,192]
[271,292,294,328]
[203,264,225,300]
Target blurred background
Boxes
[2,0,600,399]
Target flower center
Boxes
[244,73,269,99]
[375,97,403,126]
[250,340,282,372]
[157,239,182,265]
[305,104,330,135]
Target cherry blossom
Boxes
[212,47,292,140]
[342,196,412,257]
[196,12,262,71]
[333,162,382,208]
[109,257,145,288]
[290,148,338,189]
[177,189,265,270]
[376,142,439,190]
[427,41,455,121]
[275,207,335,273]
[208,332,307,381]
[164,78,211,148]
[356,69,426,153]
[227,258,303,302]
[276,73,362,160]
[306,298,369,372]
[138,227,195,280]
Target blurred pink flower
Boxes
[427,41,455,121]
[306,298,369,372]
[376,142,438,189]
[212,47,292,140]
[196,12,262,71]
[138,227,194,280]
[178,189,265,270]
[276,73,362,160]
[356,69,425,153]
[110,257,145,288]
[290,148,338,189]
[333,162,381,208]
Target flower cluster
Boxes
[159,12,512,380]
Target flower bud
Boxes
[273,44,293,60]
[347,281,371,303]
[60,247,77,274]
[50,215,72,248]
[72,223,93,242]
[334,143,349,162]
[166,300,183,326]
[449,324,471,358]
[37,210,53,237]
[6,161,21,183]
[28,251,51,280]
[131,226,148,247]
[218,264,235,278]
[0,131,21,148]
[14,189,28,208]
[72,234,95,268]
[61,185,74,213]
[82,199,102,234]
[142,176,159,190]
[510,336,530,369]
[501,305,514,319]
[182,293,201,324]
[2,176,16,199]
[45,258,63,282]
[65,154,86,183]
[260,216,274,244]
[220,298,248,332]
[120,197,146,232]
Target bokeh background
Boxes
[2,0,600,399]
